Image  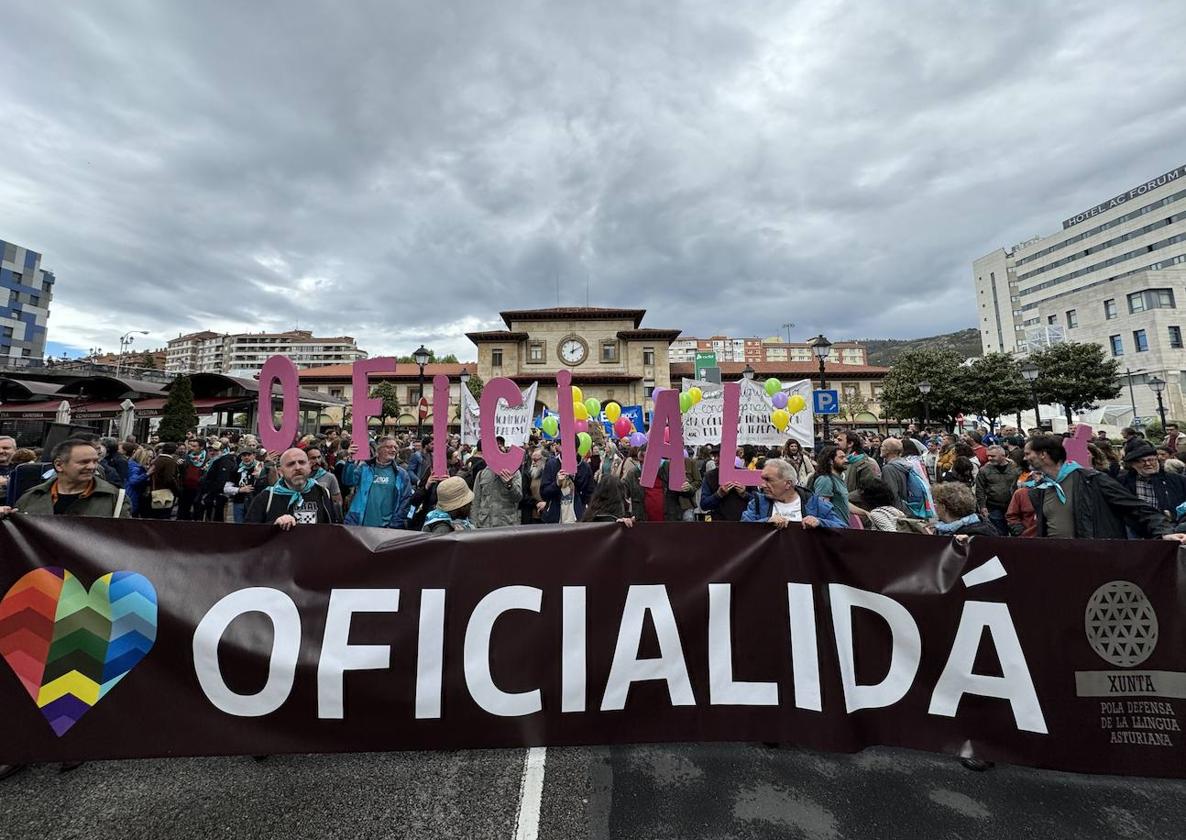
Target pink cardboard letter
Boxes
[258,354,300,453]
[350,356,396,460]
[556,369,578,473]
[1065,423,1094,468]
[480,377,525,473]
[432,375,450,478]
[719,382,762,487]
[641,388,685,490]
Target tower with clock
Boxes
[466,308,680,415]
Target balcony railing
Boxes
[0,356,175,383]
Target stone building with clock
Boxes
[465,307,680,413]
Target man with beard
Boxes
[343,436,414,528]
[1024,436,1184,541]
[246,447,339,528]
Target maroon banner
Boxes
[1,517,1183,777]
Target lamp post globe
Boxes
[1020,362,1042,431]
[413,345,431,439]
[917,380,931,427]
[1148,376,1168,430]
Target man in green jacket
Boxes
[0,438,131,519]
[974,445,1021,535]
[836,430,880,515]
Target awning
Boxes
[0,396,246,420]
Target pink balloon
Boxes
[575,419,588,433]
[613,417,632,438]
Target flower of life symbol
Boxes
[1084,581,1159,668]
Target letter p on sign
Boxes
[813,389,839,416]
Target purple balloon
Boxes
[629,431,648,447]
[771,391,789,409]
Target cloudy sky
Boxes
[2,0,1185,362]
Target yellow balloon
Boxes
[787,394,807,414]
[771,408,790,431]
[571,386,584,404]
[605,402,622,422]
[573,402,589,421]
[688,387,703,405]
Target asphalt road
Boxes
[3,743,1184,840]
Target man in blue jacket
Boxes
[342,436,413,527]
[741,458,847,529]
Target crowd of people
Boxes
[1,419,1185,543]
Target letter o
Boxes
[193,588,301,717]
[258,355,301,453]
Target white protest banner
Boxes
[680,378,813,448]
[460,381,538,446]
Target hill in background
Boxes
[856,328,982,367]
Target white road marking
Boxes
[513,747,547,840]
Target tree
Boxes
[158,375,198,441]
[955,353,1032,429]
[370,381,401,433]
[465,372,484,401]
[395,350,460,364]
[140,351,157,370]
[1030,342,1122,425]
[840,390,870,422]
[880,349,965,428]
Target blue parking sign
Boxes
[813,389,839,415]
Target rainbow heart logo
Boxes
[0,568,157,736]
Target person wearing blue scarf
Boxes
[931,482,998,537]
[245,448,340,529]
[1023,435,1186,542]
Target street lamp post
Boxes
[917,380,932,428]
[741,364,755,382]
[413,345,431,439]
[1148,375,1168,431]
[808,334,833,440]
[1021,362,1041,432]
[115,331,148,377]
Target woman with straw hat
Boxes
[422,476,475,535]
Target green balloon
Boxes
[577,431,593,456]
[764,377,782,396]
[584,397,601,418]
[679,392,693,413]
[541,415,559,437]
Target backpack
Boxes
[891,462,935,520]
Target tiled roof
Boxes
[298,362,475,380]
[669,361,889,377]
[616,329,682,340]
[500,307,646,328]
[465,331,531,342]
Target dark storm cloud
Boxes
[2,0,1185,358]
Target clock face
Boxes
[559,337,587,366]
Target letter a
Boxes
[929,601,1048,734]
